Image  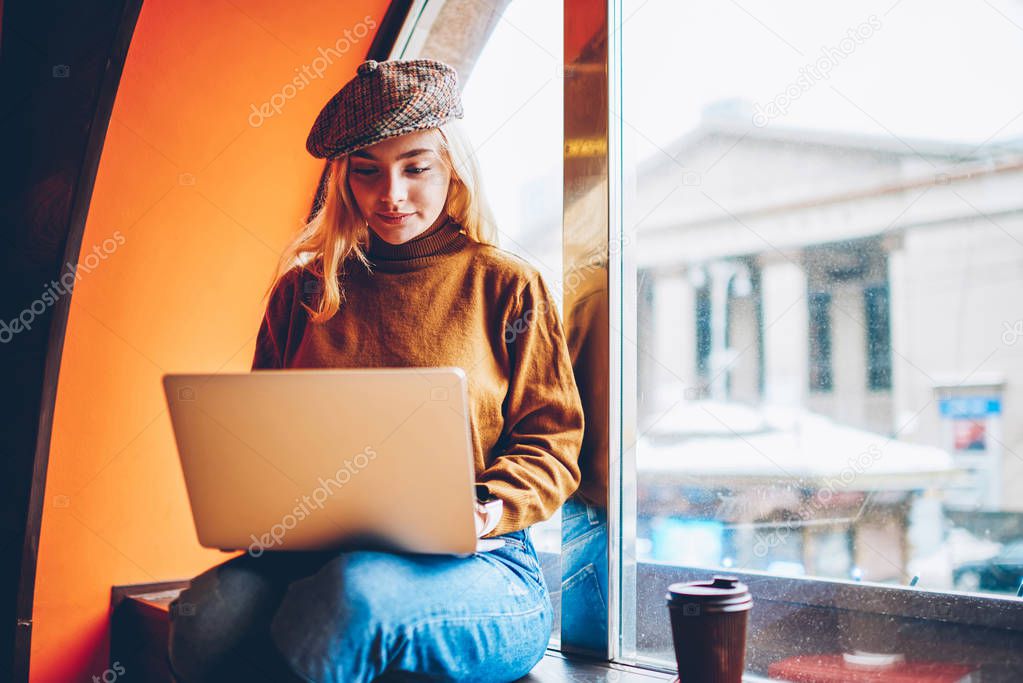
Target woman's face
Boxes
[346,129,452,244]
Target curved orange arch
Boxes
[32,1,390,680]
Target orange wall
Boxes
[32,1,390,680]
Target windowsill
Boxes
[634,564,1023,679]
[527,651,675,681]
[538,554,1023,680]
[535,651,792,682]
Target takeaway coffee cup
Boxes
[666,575,752,683]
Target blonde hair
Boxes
[263,120,498,323]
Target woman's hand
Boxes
[474,503,488,537]
[473,497,504,538]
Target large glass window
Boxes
[400,0,1023,674]
[622,0,1023,677]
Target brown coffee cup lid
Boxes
[666,575,752,610]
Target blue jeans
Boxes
[167,529,552,683]
[559,494,608,654]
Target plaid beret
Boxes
[306,58,463,160]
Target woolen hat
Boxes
[306,58,463,160]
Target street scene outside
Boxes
[462,0,1023,600]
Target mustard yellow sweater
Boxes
[251,216,584,538]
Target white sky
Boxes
[620,0,1023,146]
[458,0,1023,256]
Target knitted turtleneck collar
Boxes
[365,215,468,272]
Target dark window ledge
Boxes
[633,564,1023,682]
[523,652,673,681]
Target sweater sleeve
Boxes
[477,272,585,537]
[251,268,301,371]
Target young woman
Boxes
[167,59,585,683]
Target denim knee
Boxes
[168,558,283,682]
[269,547,552,683]
[168,571,231,682]
[269,551,399,683]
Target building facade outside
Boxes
[633,105,1023,593]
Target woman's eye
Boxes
[351,168,377,176]
[407,166,430,174]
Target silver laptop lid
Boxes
[162,367,478,555]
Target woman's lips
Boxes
[376,212,414,225]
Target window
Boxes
[403,0,1023,676]
[622,0,1023,678]
[865,283,891,391]
[695,284,711,385]
[808,292,833,392]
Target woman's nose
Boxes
[380,170,408,205]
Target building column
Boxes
[761,254,808,407]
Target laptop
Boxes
[162,367,494,556]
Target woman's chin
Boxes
[368,217,439,243]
